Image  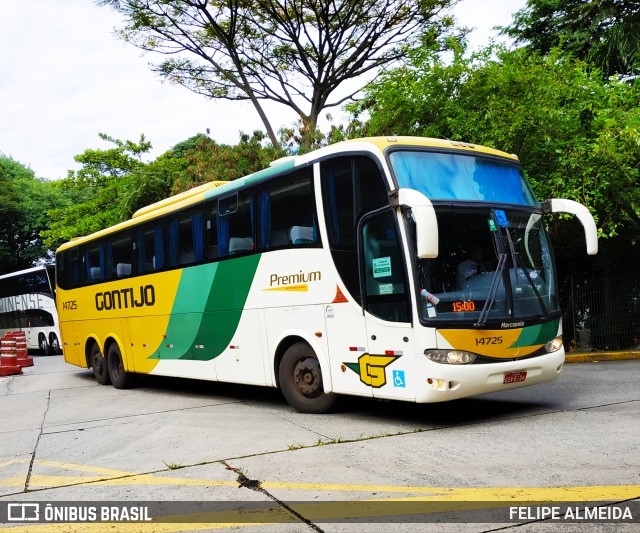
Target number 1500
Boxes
[452,301,475,312]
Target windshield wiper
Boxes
[475,253,507,327]
[503,227,549,319]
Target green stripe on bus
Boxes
[510,319,560,348]
[150,254,261,361]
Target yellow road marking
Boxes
[1,460,638,531]
[2,492,640,533]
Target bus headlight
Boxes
[545,336,563,353]
[424,349,476,364]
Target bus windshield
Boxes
[415,207,559,325]
[389,150,538,206]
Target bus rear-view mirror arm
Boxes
[542,198,599,255]
[389,188,439,259]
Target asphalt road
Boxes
[0,354,639,532]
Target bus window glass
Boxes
[321,155,389,303]
[257,169,318,249]
[109,233,133,278]
[83,243,103,284]
[415,208,559,323]
[389,151,538,206]
[218,191,254,256]
[56,252,67,290]
[136,224,164,273]
[205,203,219,260]
[168,209,204,267]
[69,249,82,288]
[361,210,410,322]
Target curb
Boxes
[565,351,640,363]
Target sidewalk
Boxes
[565,350,640,363]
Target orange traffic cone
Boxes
[0,337,22,376]
[10,331,33,367]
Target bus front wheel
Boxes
[91,343,111,385]
[278,343,337,414]
[107,343,134,389]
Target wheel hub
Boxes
[293,357,321,396]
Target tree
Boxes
[41,131,286,246]
[500,0,640,77]
[0,156,66,273]
[352,44,640,276]
[42,133,153,247]
[98,0,459,149]
[171,131,284,193]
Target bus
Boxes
[55,137,598,413]
[0,265,62,355]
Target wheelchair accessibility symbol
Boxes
[392,370,406,388]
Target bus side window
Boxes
[206,202,219,260]
[321,155,389,304]
[136,224,164,273]
[256,168,318,250]
[56,252,68,290]
[167,209,204,267]
[69,249,82,288]
[82,243,103,284]
[109,232,133,278]
[360,210,410,323]
[218,191,254,256]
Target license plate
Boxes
[503,371,527,384]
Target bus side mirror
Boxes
[389,189,439,258]
[543,198,599,255]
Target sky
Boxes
[0,0,526,180]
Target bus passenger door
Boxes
[360,209,416,401]
[324,297,371,399]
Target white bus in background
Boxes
[0,265,61,355]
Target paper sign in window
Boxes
[373,256,392,278]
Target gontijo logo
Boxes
[343,352,402,388]
[95,285,156,311]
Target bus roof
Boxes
[0,265,52,280]
[55,136,519,253]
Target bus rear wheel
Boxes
[39,334,51,356]
[107,343,134,389]
[90,342,111,385]
[278,342,336,414]
[49,333,61,355]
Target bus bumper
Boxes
[414,349,565,403]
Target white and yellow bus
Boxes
[0,265,62,355]
[55,137,598,412]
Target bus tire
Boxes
[39,334,51,356]
[278,342,337,414]
[49,333,61,355]
[107,343,134,389]
[91,342,111,385]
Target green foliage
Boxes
[0,156,66,273]
[171,132,285,193]
[120,153,185,217]
[40,131,284,247]
[42,133,152,247]
[500,0,640,77]
[353,43,640,274]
